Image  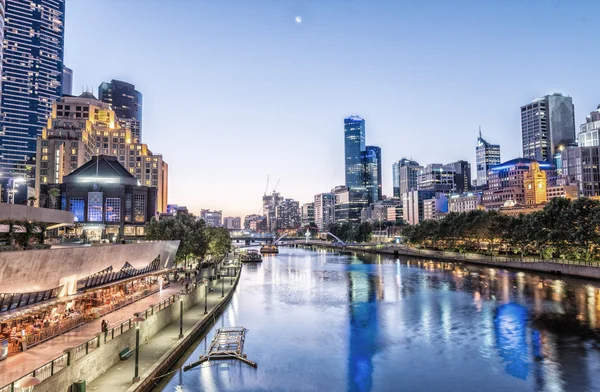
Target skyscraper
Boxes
[313,193,335,230]
[362,146,382,203]
[393,158,420,197]
[476,129,501,187]
[344,116,365,190]
[98,80,143,143]
[0,0,65,175]
[450,160,472,194]
[521,93,575,162]
[62,66,73,96]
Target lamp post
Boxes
[15,376,41,392]
[230,266,233,285]
[178,293,184,339]
[132,316,145,383]
[221,270,225,298]
[204,279,208,315]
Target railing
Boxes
[1,352,69,391]
[21,315,85,350]
[0,273,218,391]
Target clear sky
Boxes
[65,0,600,218]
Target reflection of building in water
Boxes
[494,303,529,380]
[347,261,379,392]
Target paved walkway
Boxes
[0,282,184,387]
[88,276,236,392]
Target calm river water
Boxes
[159,247,600,392]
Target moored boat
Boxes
[240,250,262,262]
[260,245,279,254]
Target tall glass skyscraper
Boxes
[476,129,501,187]
[363,146,381,203]
[98,80,143,143]
[0,0,65,175]
[344,116,365,190]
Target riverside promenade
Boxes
[0,282,183,389]
[88,272,239,392]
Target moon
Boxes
[295,16,302,23]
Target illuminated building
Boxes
[332,185,367,224]
[482,158,555,210]
[402,189,435,225]
[475,129,501,186]
[546,184,578,200]
[392,158,420,197]
[561,146,600,197]
[448,193,482,213]
[301,203,314,226]
[275,199,301,229]
[0,0,65,175]
[417,163,455,193]
[577,105,600,147]
[98,80,143,143]
[344,116,366,191]
[314,193,335,230]
[200,209,222,227]
[521,93,575,162]
[423,194,448,221]
[39,155,157,240]
[62,66,73,96]
[34,94,168,212]
[523,161,547,205]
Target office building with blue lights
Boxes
[0,0,65,176]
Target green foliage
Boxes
[145,214,228,262]
[328,222,373,243]
[403,198,600,260]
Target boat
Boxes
[260,244,279,254]
[184,327,257,370]
[240,250,262,262]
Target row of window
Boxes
[76,258,160,291]
[0,287,62,313]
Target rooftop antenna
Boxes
[478,125,482,138]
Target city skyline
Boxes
[64,1,600,217]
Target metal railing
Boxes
[1,352,69,391]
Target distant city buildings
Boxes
[392,159,420,197]
[402,189,436,225]
[521,93,575,163]
[0,0,66,176]
[223,216,241,230]
[448,193,481,213]
[475,129,500,187]
[578,105,600,147]
[313,193,335,230]
[363,146,382,204]
[331,185,367,224]
[423,194,448,221]
[275,199,301,229]
[98,80,143,143]
[262,191,283,231]
[62,66,73,96]
[244,214,267,232]
[200,209,222,227]
[301,203,314,226]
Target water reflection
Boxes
[159,248,600,392]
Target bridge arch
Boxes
[323,232,346,245]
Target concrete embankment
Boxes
[300,242,600,280]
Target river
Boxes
[158,247,600,392]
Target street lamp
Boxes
[221,270,225,298]
[230,266,233,286]
[203,279,208,315]
[178,293,184,339]
[15,376,41,392]
[132,316,145,383]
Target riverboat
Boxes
[240,250,262,262]
[260,245,279,254]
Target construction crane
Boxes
[263,175,270,196]
[272,179,280,194]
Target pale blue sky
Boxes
[65,0,600,218]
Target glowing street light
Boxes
[132,316,145,383]
[15,376,41,392]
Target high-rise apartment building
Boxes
[475,129,500,186]
[577,105,600,147]
[223,216,241,230]
[362,146,382,203]
[62,66,73,96]
[344,116,366,190]
[275,199,301,229]
[331,185,367,224]
[314,193,334,230]
[402,189,435,225]
[0,0,66,175]
[301,203,314,226]
[417,163,455,193]
[393,158,420,197]
[98,80,143,143]
[521,93,575,163]
[262,191,283,231]
[562,146,600,197]
[200,209,222,227]
[35,94,168,212]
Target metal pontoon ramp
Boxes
[183,327,257,370]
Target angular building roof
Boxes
[64,155,140,186]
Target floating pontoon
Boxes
[183,327,257,370]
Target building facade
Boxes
[0,0,66,175]
[393,159,420,197]
[344,116,366,191]
[262,191,283,231]
[223,216,241,230]
[523,162,547,205]
[200,209,222,227]
[331,185,367,224]
[402,189,436,225]
[275,198,301,229]
[417,163,455,193]
[577,105,600,147]
[562,146,600,197]
[362,145,382,203]
[423,194,448,221]
[62,66,73,96]
[314,193,334,230]
[521,93,575,163]
[34,94,168,212]
[301,203,314,226]
[475,129,500,186]
[450,160,471,194]
[40,155,156,240]
[448,193,481,213]
[98,80,143,143]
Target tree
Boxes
[206,227,232,259]
[146,213,209,264]
[48,188,61,209]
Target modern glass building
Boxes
[98,80,143,143]
[0,0,65,175]
[521,93,575,163]
[392,158,420,197]
[476,129,501,187]
[362,146,382,204]
[344,116,365,190]
[62,66,73,96]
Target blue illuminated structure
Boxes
[494,303,529,380]
[344,116,366,191]
[490,158,553,173]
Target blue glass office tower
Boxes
[0,0,66,175]
[344,116,365,190]
[98,80,143,143]
[363,146,382,204]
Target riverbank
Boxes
[87,269,241,392]
[298,241,600,280]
